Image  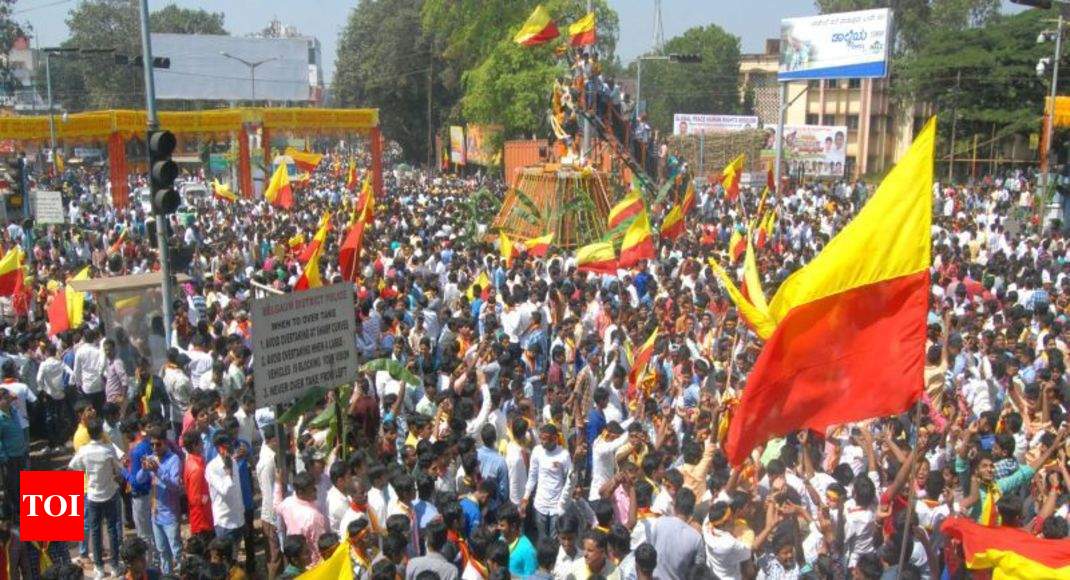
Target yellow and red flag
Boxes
[723,118,935,466]
[524,232,554,257]
[941,517,1070,579]
[720,154,744,202]
[108,228,127,255]
[619,210,654,268]
[680,181,697,215]
[284,147,324,172]
[467,271,491,301]
[627,328,658,396]
[211,179,237,203]
[296,537,354,580]
[607,189,643,230]
[575,241,617,275]
[499,231,517,268]
[568,12,596,47]
[264,163,294,210]
[660,204,685,241]
[728,228,746,263]
[355,177,375,223]
[345,161,358,192]
[0,248,22,297]
[338,220,366,283]
[299,212,331,263]
[47,289,69,336]
[514,5,559,46]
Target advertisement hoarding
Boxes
[673,114,759,136]
[151,34,311,102]
[449,126,466,165]
[761,125,847,177]
[779,8,891,81]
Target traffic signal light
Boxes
[669,53,702,63]
[148,130,180,215]
[6,157,24,211]
[1012,0,1053,8]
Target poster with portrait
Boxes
[464,125,503,166]
[762,125,847,177]
[449,126,466,165]
[779,8,891,81]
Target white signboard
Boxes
[779,8,891,81]
[673,114,759,136]
[251,284,359,408]
[32,190,64,224]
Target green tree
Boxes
[634,24,742,135]
[424,0,619,134]
[0,0,23,96]
[896,9,1047,139]
[44,1,226,111]
[333,0,442,163]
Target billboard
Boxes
[762,125,847,177]
[779,8,891,81]
[449,126,466,165]
[673,114,759,136]
[465,125,502,166]
[151,34,311,101]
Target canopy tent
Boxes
[0,107,383,207]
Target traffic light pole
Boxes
[138,0,175,346]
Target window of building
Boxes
[808,79,821,89]
[846,115,860,130]
[848,78,862,89]
[825,79,839,89]
[806,113,819,125]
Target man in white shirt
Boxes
[505,417,530,507]
[589,422,631,501]
[72,328,105,411]
[68,417,124,577]
[255,425,282,578]
[521,423,574,544]
[36,342,67,452]
[185,335,214,387]
[326,461,352,533]
[205,432,245,543]
[701,502,752,580]
[1,360,34,441]
[161,348,192,436]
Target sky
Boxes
[15,0,1026,81]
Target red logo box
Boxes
[20,471,84,541]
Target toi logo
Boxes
[20,471,84,542]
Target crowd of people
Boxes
[0,128,1066,580]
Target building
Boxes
[740,39,926,179]
[250,18,324,104]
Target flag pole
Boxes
[895,402,925,574]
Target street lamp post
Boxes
[635,55,669,115]
[41,48,114,170]
[220,52,278,103]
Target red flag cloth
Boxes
[47,289,70,336]
[338,221,366,283]
[724,270,928,465]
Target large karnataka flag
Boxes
[568,12,596,47]
[720,154,744,202]
[941,517,1070,579]
[514,5,559,46]
[607,189,643,230]
[619,210,654,268]
[264,163,294,210]
[284,147,324,172]
[575,241,617,275]
[723,118,935,466]
[525,232,554,257]
[338,221,365,283]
